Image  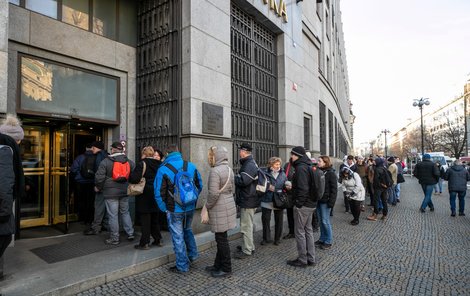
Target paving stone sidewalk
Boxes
[78,177,470,296]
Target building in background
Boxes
[0,0,352,236]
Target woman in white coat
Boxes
[340,167,365,225]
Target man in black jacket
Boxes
[413,154,440,213]
[287,146,316,268]
[444,159,470,216]
[234,143,259,259]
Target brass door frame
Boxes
[51,124,70,230]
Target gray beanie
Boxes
[0,114,24,141]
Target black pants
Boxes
[349,200,362,222]
[214,232,231,272]
[374,188,389,216]
[343,192,350,211]
[261,207,284,242]
[286,207,294,235]
[0,235,12,258]
[139,212,162,246]
[76,182,95,224]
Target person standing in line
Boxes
[444,159,470,217]
[434,161,445,195]
[338,155,357,213]
[315,156,337,250]
[413,154,440,213]
[387,157,398,205]
[154,144,203,274]
[203,146,236,278]
[368,158,389,221]
[261,157,287,246]
[395,157,404,202]
[282,159,296,239]
[95,142,135,245]
[366,157,375,207]
[129,146,163,250]
[356,156,368,211]
[287,146,317,268]
[84,141,109,235]
[341,167,366,225]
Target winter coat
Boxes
[413,159,440,185]
[261,168,288,204]
[0,133,25,203]
[341,172,365,201]
[388,163,398,185]
[373,158,389,190]
[318,167,338,208]
[95,153,135,199]
[292,155,316,208]
[154,152,203,213]
[235,155,260,208]
[205,148,236,233]
[0,145,15,235]
[444,165,470,192]
[70,151,95,184]
[129,158,161,213]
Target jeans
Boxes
[294,206,315,264]
[316,203,333,244]
[420,184,435,210]
[449,191,466,214]
[374,188,388,215]
[104,197,134,241]
[395,183,401,200]
[240,208,256,255]
[387,185,397,205]
[214,231,231,272]
[167,211,198,272]
[139,212,162,246]
[91,192,107,232]
[261,207,284,242]
[435,178,443,193]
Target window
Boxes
[93,0,116,39]
[118,0,137,46]
[62,0,89,30]
[328,109,334,156]
[304,116,311,151]
[9,0,20,5]
[319,101,327,154]
[26,0,57,19]
[20,56,119,123]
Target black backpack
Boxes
[80,153,97,179]
[309,166,325,202]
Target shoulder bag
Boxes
[127,161,147,196]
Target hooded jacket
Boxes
[444,165,470,192]
[318,167,338,208]
[129,157,161,213]
[413,159,440,185]
[205,147,237,233]
[235,155,260,208]
[292,155,316,208]
[95,153,135,199]
[373,158,389,190]
[341,169,366,201]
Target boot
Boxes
[367,213,378,221]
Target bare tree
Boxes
[439,117,466,157]
[424,129,442,152]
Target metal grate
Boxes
[231,3,278,170]
[136,0,181,156]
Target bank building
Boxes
[0,0,353,237]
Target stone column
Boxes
[0,1,8,114]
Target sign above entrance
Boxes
[262,0,288,22]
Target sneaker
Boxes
[127,235,135,241]
[282,233,295,239]
[234,251,251,260]
[211,270,232,278]
[430,207,435,212]
[459,213,465,216]
[451,212,456,217]
[314,240,324,247]
[105,238,120,245]
[419,208,425,213]
[350,220,359,225]
[134,244,150,250]
[320,243,332,250]
[83,228,99,235]
[236,246,255,254]
[287,259,307,268]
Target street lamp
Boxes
[381,129,390,157]
[413,98,430,156]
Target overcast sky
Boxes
[340,0,470,147]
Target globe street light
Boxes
[381,129,390,157]
[413,98,430,156]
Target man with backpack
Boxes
[234,143,260,259]
[95,142,135,245]
[368,157,392,221]
[287,146,321,268]
[70,143,96,224]
[154,144,203,274]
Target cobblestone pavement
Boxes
[78,177,470,296]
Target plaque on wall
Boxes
[202,103,223,136]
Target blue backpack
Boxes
[165,161,199,207]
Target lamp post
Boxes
[381,129,390,157]
[413,98,430,156]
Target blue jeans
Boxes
[434,178,443,193]
[167,211,198,272]
[104,197,134,241]
[395,183,401,199]
[449,191,466,214]
[316,203,333,244]
[420,184,435,210]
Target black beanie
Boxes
[291,146,306,157]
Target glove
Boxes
[350,192,356,197]
[0,215,10,223]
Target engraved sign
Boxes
[202,103,223,136]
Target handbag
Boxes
[273,190,289,209]
[397,173,405,184]
[127,161,146,196]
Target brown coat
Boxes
[205,147,237,233]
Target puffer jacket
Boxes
[0,145,15,235]
[342,172,365,201]
[95,153,135,199]
[261,168,288,204]
[205,147,236,233]
[413,159,440,185]
[318,167,338,208]
[444,165,470,192]
[235,155,260,208]
[129,158,161,213]
[292,155,316,208]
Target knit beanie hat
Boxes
[291,146,306,157]
[423,154,431,160]
[0,114,24,141]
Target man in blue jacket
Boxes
[154,144,203,274]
